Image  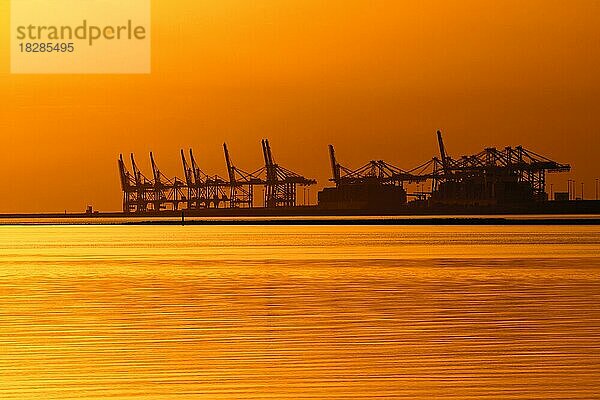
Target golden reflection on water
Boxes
[1,225,599,399]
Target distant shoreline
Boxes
[128,218,600,226]
[1,201,600,225]
[0,215,599,226]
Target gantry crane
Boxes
[223,143,264,208]
[328,144,426,188]
[181,149,228,209]
[260,139,316,208]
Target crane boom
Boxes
[150,152,161,185]
[328,144,340,183]
[223,143,235,183]
[180,149,193,186]
[437,130,450,175]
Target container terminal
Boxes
[113,131,599,217]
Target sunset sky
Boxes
[0,0,599,212]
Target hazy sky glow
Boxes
[0,0,599,212]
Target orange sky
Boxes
[0,0,599,212]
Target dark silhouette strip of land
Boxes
[1,201,600,225]
[0,214,599,226]
[129,217,600,226]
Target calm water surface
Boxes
[1,225,599,399]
